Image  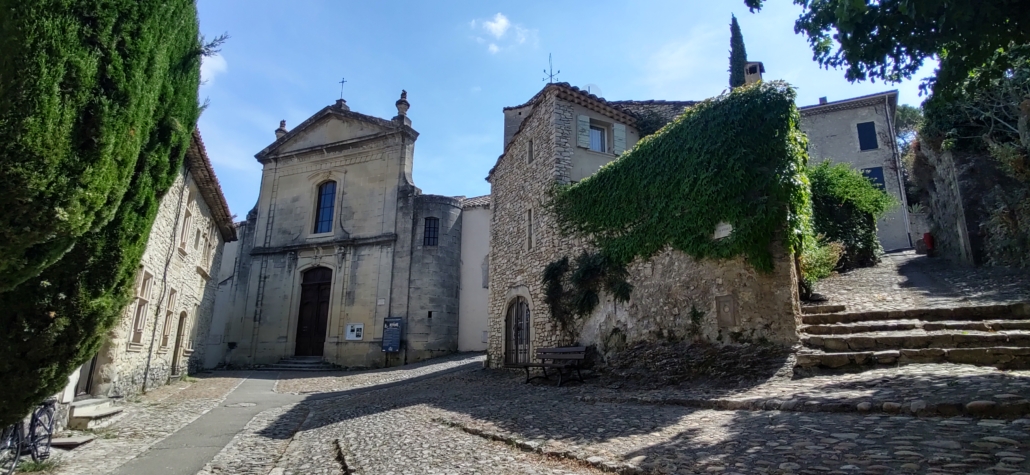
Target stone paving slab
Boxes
[274,352,485,395]
[196,403,310,475]
[50,373,247,475]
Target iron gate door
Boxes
[504,297,531,365]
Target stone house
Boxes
[76,130,238,398]
[800,91,913,251]
[211,93,492,369]
[485,83,800,368]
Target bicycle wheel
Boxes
[29,403,55,462]
[0,424,22,475]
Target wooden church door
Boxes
[296,267,332,357]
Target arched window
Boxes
[313,181,336,234]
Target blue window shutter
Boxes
[613,123,627,154]
[857,122,878,150]
[577,115,591,148]
[861,167,886,190]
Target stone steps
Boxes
[795,302,1030,372]
[68,398,124,430]
[253,357,341,372]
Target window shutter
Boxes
[856,122,878,151]
[576,115,591,148]
[613,123,627,154]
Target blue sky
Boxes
[196,1,937,217]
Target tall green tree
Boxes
[742,0,1030,93]
[0,0,203,426]
[729,14,748,88]
[894,104,922,154]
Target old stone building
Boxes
[800,91,912,251]
[77,130,238,398]
[211,93,483,369]
[485,83,800,368]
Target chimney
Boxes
[745,61,765,85]
[819,97,828,105]
[394,90,411,126]
[274,120,288,139]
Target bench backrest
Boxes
[536,347,586,360]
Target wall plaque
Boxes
[382,317,402,352]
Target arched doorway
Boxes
[504,297,531,366]
[296,267,332,357]
[171,311,188,376]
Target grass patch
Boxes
[180,375,199,383]
[16,459,62,473]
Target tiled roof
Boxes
[462,194,491,209]
[799,90,898,116]
[187,129,238,242]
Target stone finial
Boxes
[396,90,410,116]
[275,120,288,139]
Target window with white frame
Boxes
[589,125,606,153]
[130,270,155,344]
[179,209,193,251]
[202,224,214,264]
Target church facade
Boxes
[213,93,472,368]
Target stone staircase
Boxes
[68,397,124,430]
[255,356,341,372]
[795,302,1030,371]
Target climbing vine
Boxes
[542,252,631,343]
[547,81,810,273]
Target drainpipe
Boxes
[884,95,913,248]
[141,163,191,393]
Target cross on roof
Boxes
[339,77,348,99]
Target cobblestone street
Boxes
[39,253,1030,475]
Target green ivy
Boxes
[542,252,631,343]
[807,161,897,270]
[548,81,810,273]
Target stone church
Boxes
[211,92,490,368]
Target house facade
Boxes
[211,93,474,369]
[800,91,912,251]
[79,130,238,397]
[485,83,801,369]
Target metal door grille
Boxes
[504,297,531,366]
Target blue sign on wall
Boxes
[862,166,886,191]
[382,317,402,352]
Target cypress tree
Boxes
[0,0,202,426]
[729,14,748,88]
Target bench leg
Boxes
[524,367,531,384]
[576,367,584,383]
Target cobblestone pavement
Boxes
[810,251,1030,312]
[225,363,1029,475]
[51,373,247,475]
[273,351,485,394]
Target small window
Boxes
[527,209,534,250]
[527,139,534,163]
[428,311,434,319]
[179,210,193,250]
[589,126,606,153]
[314,181,337,234]
[193,229,201,250]
[423,217,439,246]
[131,271,154,344]
[857,122,878,151]
[161,289,178,348]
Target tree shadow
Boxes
[892,252,1030,305]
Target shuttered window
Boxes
[857,122,878,151]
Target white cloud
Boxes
[482,13,510,39]
[469,13,536,54]
[641,26,726,99]
[200,53,228,86]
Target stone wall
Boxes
[406,194,463,361]
[92,166,227,397]
[487,87,799,368]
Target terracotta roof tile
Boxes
[187,129,237,242]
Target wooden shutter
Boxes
[613,123,627,154]
[576,115,591,148]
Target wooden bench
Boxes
[509,347,587,387]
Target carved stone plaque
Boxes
[716,294,738,329]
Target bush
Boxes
[800,236,844,283]
[0,0,202,427]
[808,161,897,270]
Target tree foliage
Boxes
[542,252,632,344]
[548,81,810,274]
[729,14,748,88]
[743,0,1030,92]
[0,0,202,426]
[895,104,922,155]
[808,161,898,270]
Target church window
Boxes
[589,125,606,153]
[527,139,534,163]
[527,209,534,250]
[130,270,155,345]
[857,122,879,151]
[314,181,337,234]
[423,217,439,246]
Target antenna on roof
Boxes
[542,53,560,83]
